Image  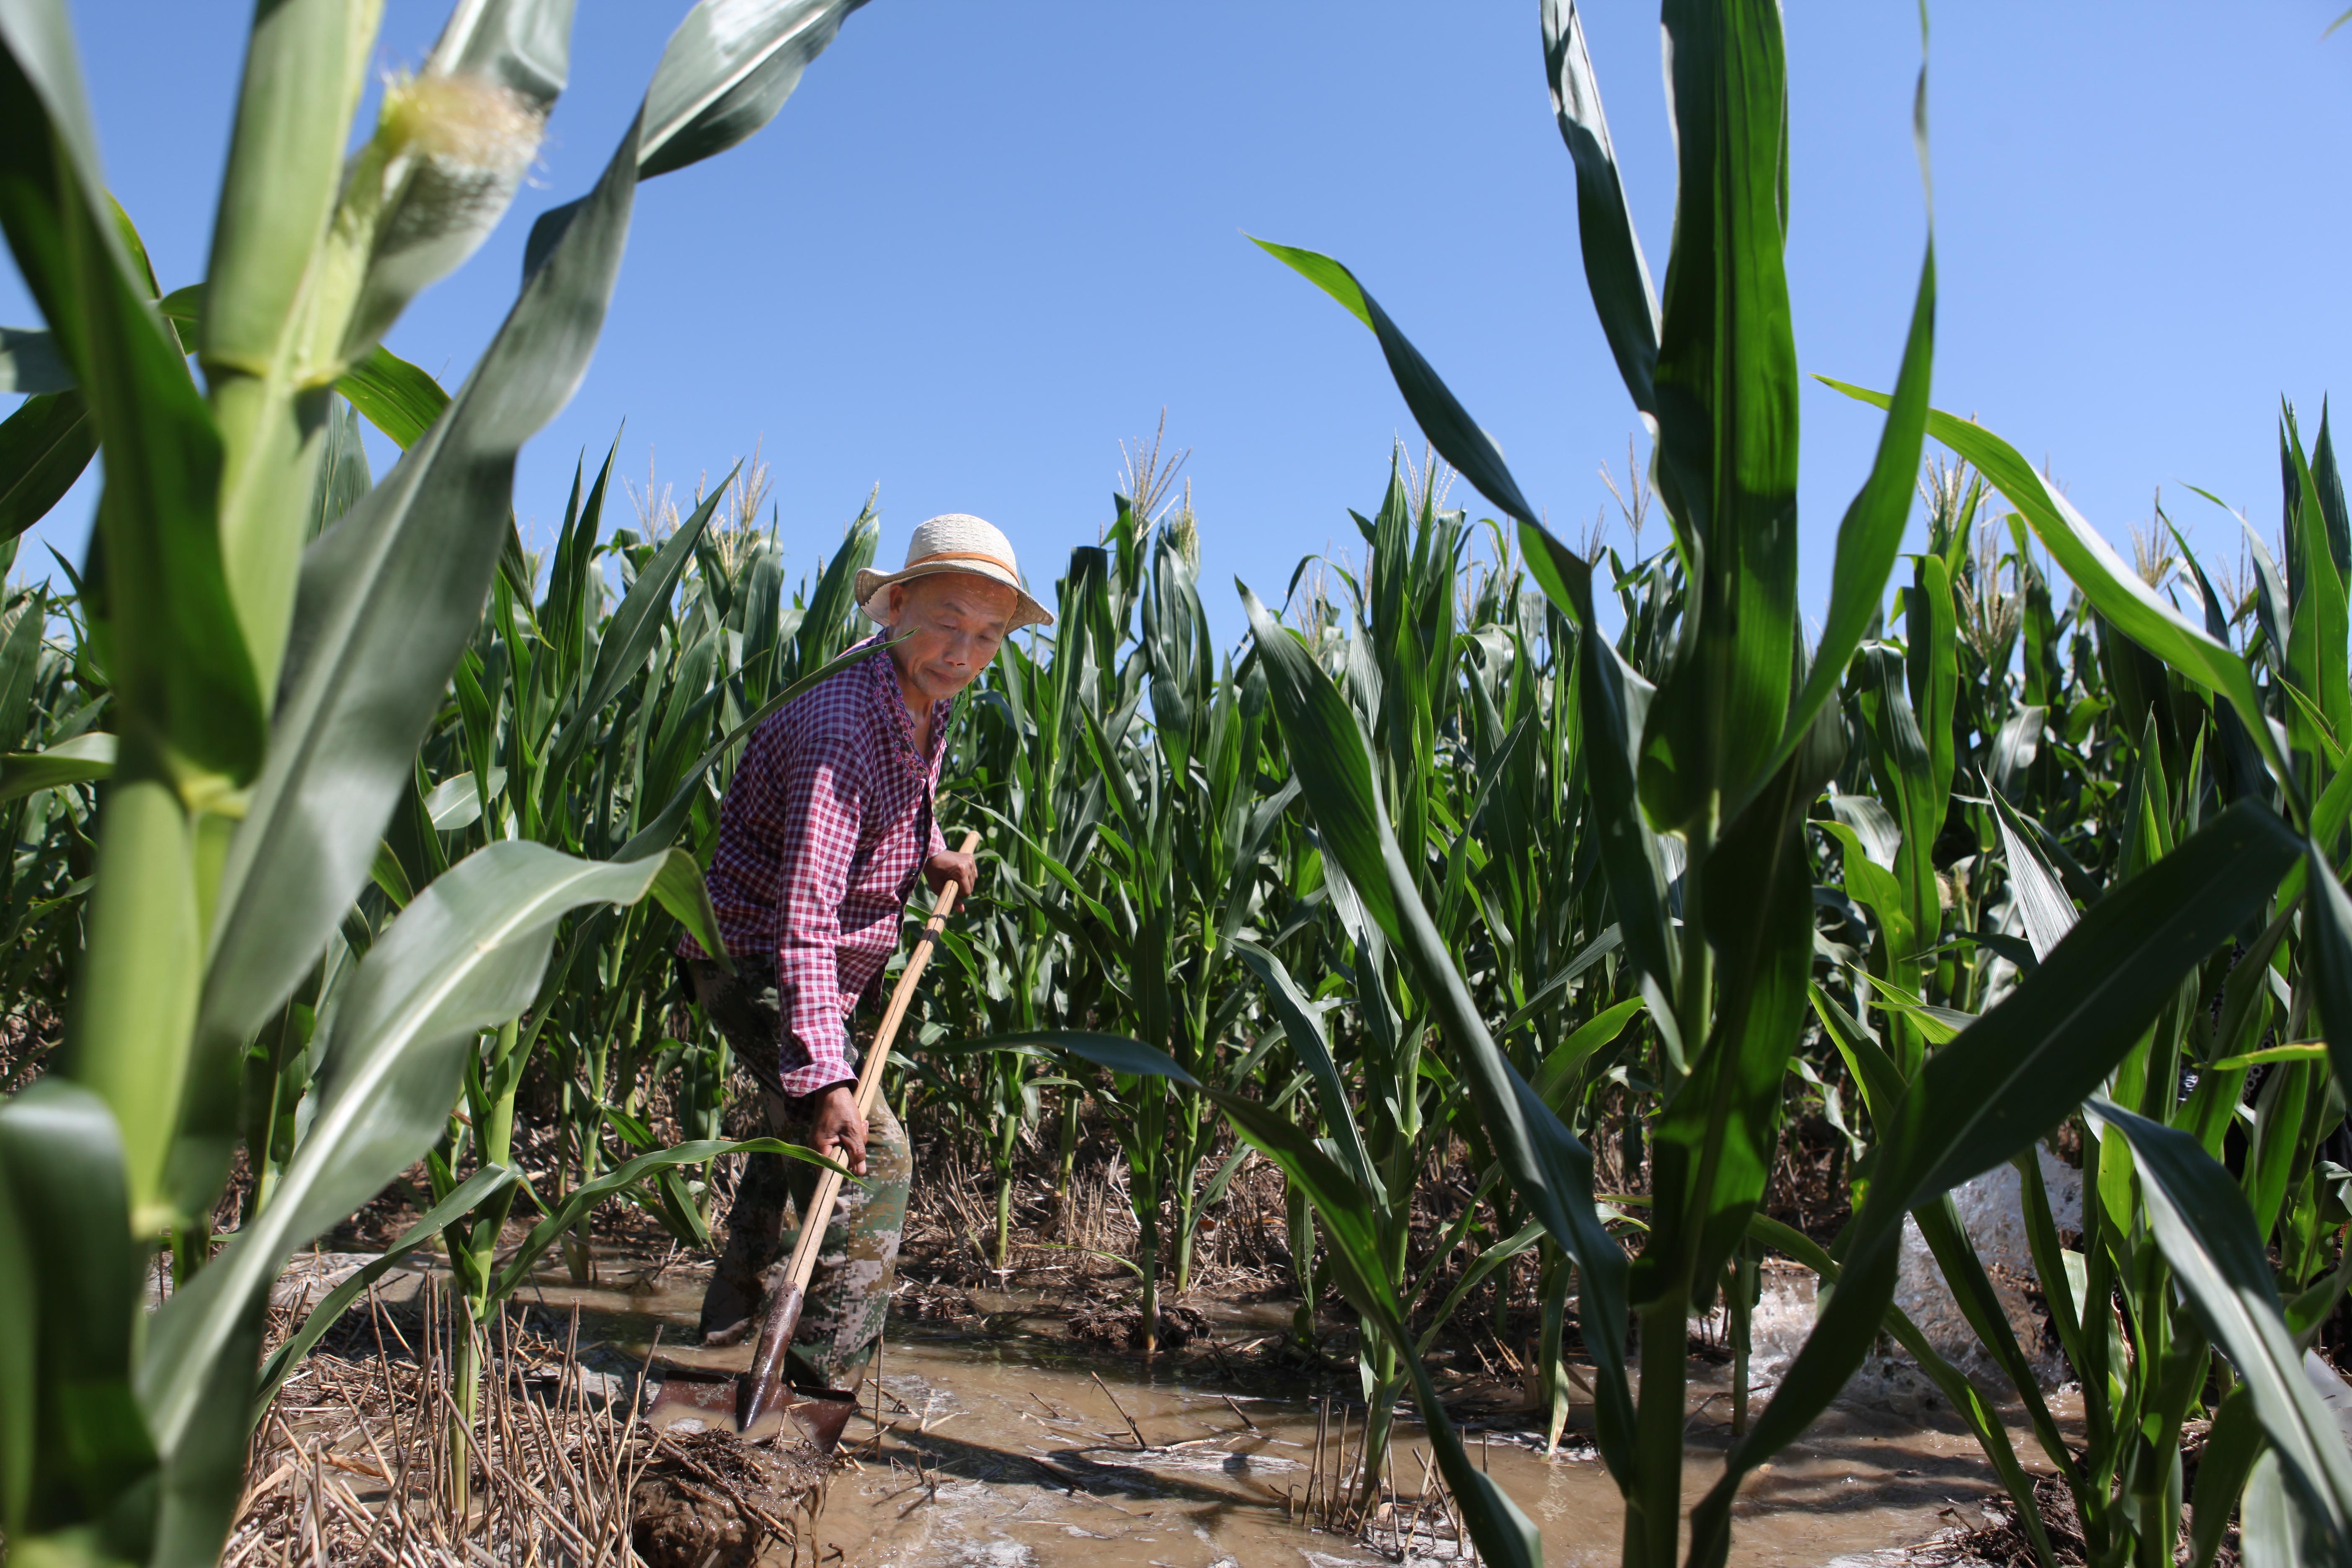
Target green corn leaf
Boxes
[2190,1388,2267,1568]
[0,1081,158,1558]
[544,469,732,785]
[1908,800,2296,1200]
[2091,1101,2352,1560]
[0,2,263,779]
[1531,996,1645,1109]
[1250,237,1539,531]
[1416,1220,1545,1359]
[2243,1449,2331,1568]
[1829,384,2296,801]
[248,1162,518,1423]
[1539,0,1659,418]
[1241,578,1638,1484]
[0,389,95,541]
[1808,981,1906,1124]
[1991,785,2077,960]
[335,345,451,449]
[1690,799,2300,1564]
[1497,923,1627,1040]
[2303,842,2352,1106]
[1648,712,1842,1315]
[0,728,112,803]
[1516,533,1681,1033]
[2284,410,2352,753]
[1773,37,1934,785]
[184,101,655,1228]
[141,841,702,1523]
[1045,1030,1543,1568]
[640,847,732,977]
[1819,819,1912,966]
[526,0,873,271]
[1852,966,1973,1045]
[1634,0,1803,833]
[0,323,71,394]
[1232,938,1380,1202]
[1237,585,1401,940]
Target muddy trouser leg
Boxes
[689,957,793,1346]
[774,1092,910,1390]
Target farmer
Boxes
[681,514,1051,1386]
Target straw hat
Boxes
[856,514,1053,630]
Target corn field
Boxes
[3,2,2352,1567]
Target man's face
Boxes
[884,573,1018,704]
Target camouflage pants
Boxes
[688,957,910,1389]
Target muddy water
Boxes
[474,1269,2020,1568]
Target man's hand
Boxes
[924,848,977,900]
[805,1084,867,1176]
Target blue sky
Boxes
[8,3,2352,647]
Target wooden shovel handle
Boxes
[779,830,978,1292]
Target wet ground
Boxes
[395,1263,2030,1568]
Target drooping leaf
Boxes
[0,728,112,802]
[1233,938,1380,1201]
[2093,1102,2352,1558]
[0,388,95,541]
[493,1136,833,1298]
[526,0,874,271]
[335,345,450,449]
[182,101,655,1226]
[1539,0,1659,418]
[143,841,701,1504]
[248,1163,518,1421]
[1250,237,1540,531]
[1829,385,2293,794]
[1240,578,1638,1484]
[1693,800,2301,1561]
[1991,785,2077,962]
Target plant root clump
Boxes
[631,1427,828,1568]
[1065,1300,1212,1350]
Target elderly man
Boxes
[682,514,1050,1386]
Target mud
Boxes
[425,1263,2043,1568]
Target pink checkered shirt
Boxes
[687,634,949,1096]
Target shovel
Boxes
[725,829,979,1450]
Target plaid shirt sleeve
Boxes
[769,723,865,1097]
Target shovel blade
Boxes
[649,1373,858,1452]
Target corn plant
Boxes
[0,0,873,1559]
[1042,6,2352,1568]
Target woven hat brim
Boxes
[854,562,1054,631]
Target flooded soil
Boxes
[407,1262,2042,1568]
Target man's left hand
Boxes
[925,849,977,900]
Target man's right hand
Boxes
[804,1083,867,1176]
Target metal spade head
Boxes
[647,1373,860,1454]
